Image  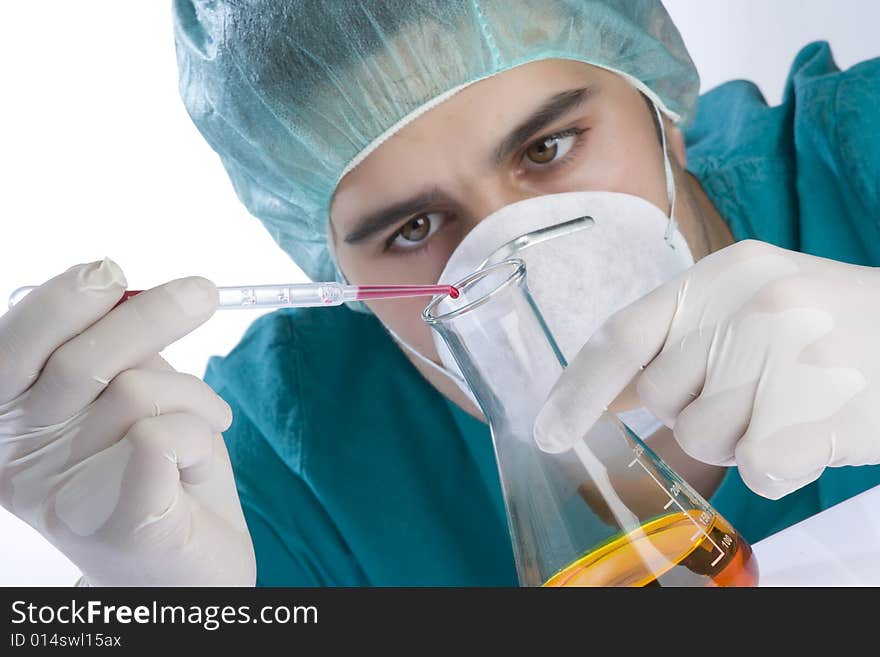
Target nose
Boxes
[460,182,539,232]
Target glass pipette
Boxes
[8,282,460,310]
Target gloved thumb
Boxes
[533,276,680,453]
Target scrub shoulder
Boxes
[685,40,880,267]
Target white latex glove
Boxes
[0,259,256,585]
[534,240,880,500]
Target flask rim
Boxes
[422,258,526,325]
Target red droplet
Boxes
[112,289,142,309]
[448,286,460,299]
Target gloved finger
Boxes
[673,382,756,466]
[735,397,880,499]
[64,369,232,467]
[183,432,249,531]
[820,404,880,467]
[0,259,127,404]
[534,275,681,453]
[123,412,217,504]
[100,368,231,433]
[42,412,216,546]
[73,413,218,551]
[636,327,713,427]
[20,276,218,425]
[670,302,781,466]
[734,424,833,500]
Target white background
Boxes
[1,1,878,585]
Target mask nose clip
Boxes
[480,215,595,268]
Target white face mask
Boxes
[429,188,691,368]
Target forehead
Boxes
[332,59,624,210]
[380,59,614,146]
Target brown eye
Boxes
[521,131,579,170]
[400,215,431,242]
[390,212,446,251]
[525,137,559,164]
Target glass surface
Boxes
[424,259,758,587]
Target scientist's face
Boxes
[330,59,708,416]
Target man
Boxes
[1,0,877,586]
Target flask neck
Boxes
[424,261,566,438]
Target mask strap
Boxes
[383,323,470,388]
[328,231,468,385]
[654,103,679,246]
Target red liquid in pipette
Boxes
[112,290,142,308]
[354,284,459,301]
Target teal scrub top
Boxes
[204,42,880,586]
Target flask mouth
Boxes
[422,258,525,325]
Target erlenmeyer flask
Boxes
[423,259,758,587]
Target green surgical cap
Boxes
[172,0,699,284]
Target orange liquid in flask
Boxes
[543,510,758,587]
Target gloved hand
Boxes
[0,259,256,585]
[535,240,880,500]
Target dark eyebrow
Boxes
[493,86,596,165]
[343,187,455,244]
[342,87,595,245]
